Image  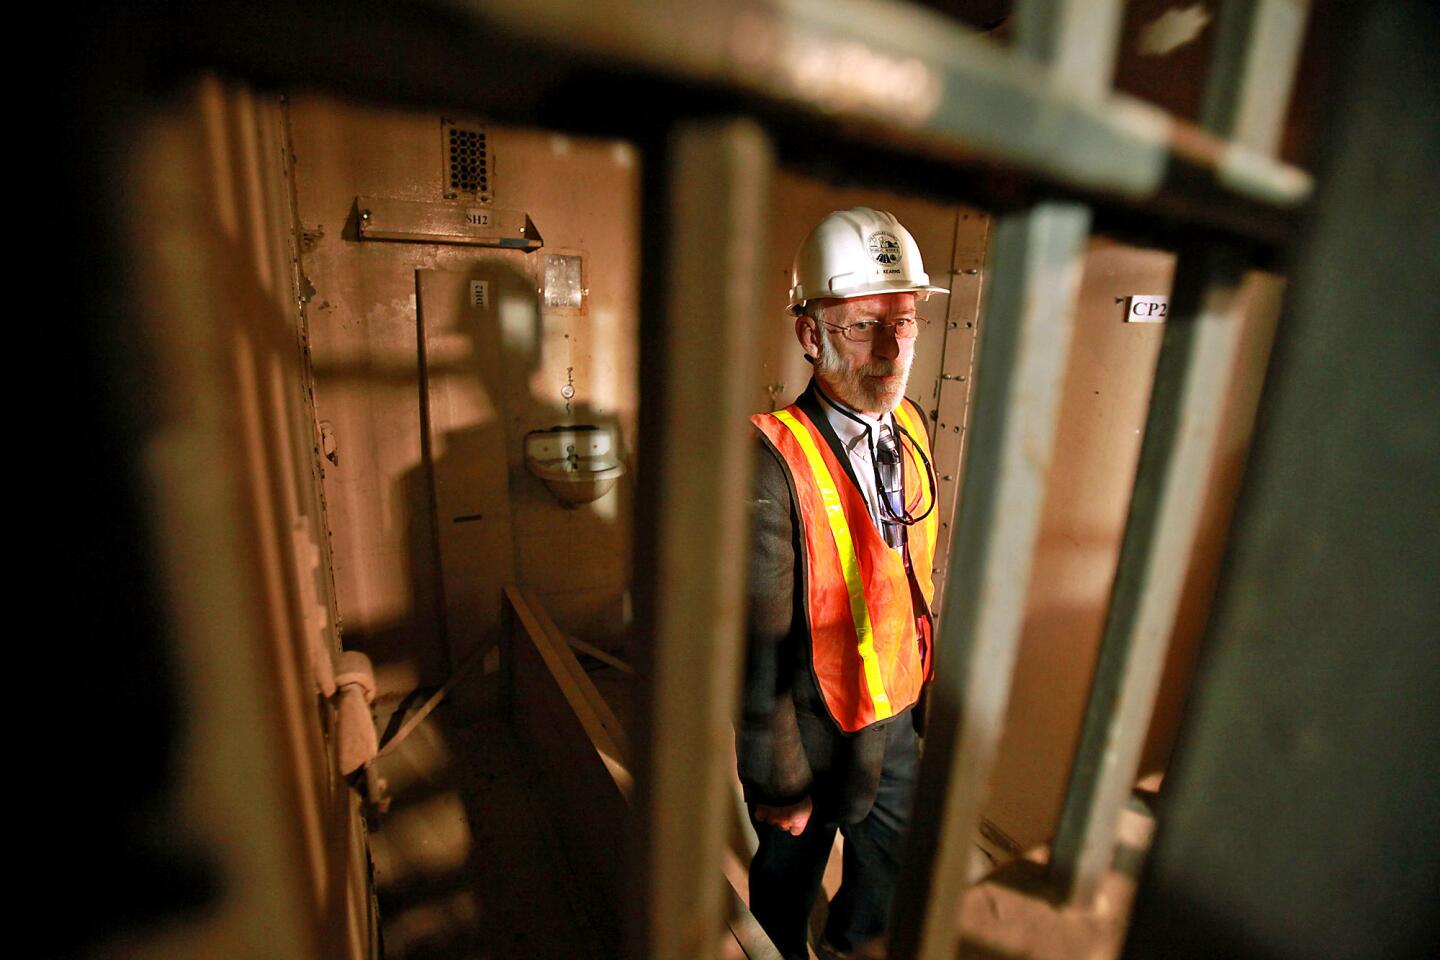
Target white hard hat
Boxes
[788,207,947,314]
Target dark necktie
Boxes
[875,425,905,549]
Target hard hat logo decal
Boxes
[788,208,945,313]
[867,232,902,265]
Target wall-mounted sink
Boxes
[524,425,625,508]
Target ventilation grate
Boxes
[443,120,491,202]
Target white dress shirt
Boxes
[815,387,901,549]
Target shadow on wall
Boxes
[364,261,634,954]
[400,260,630,708]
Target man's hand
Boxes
[755,796,814,836]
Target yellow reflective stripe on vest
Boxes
[893,401,925,489]
[772,409,893,720]
[893,399,919,439]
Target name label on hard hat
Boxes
[1124,295,1169,323]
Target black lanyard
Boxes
[816,384,938,527]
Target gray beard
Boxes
[815,329,912,414]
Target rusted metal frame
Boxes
[1047,0,1309,905]
[1047,244,1252,904]
[275,93,346,706]
[255,93,357,911]
[890,203,1093,960]
[222,80,349,940]
[927,217,988,615]
[627,118,772,960]
[460,0,1309,231]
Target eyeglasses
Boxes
[823,316,927,342]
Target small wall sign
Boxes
[544,254,584,310]
[355,196,542,250]
[1124,295,1169,323]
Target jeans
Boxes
[747,717,920,960]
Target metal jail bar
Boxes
[891,2,1121,956]
[1049,0,1312,905]
[890,204,1094,960]
[1124,5,1439,955]
[466,0,1310,244]
[376,2,1312,957]
[628,118,774,960]
[81,1,1335,958]
[121,0,1314,244]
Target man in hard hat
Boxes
[739,207,944,959]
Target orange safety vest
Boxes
[752,397,939,733]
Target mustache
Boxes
[859,359,906,377]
